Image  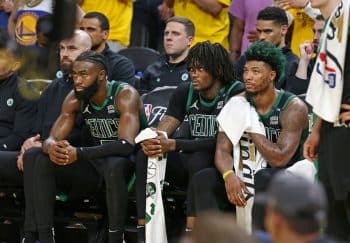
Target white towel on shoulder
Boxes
[217,96,265,145]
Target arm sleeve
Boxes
[175,138,216,152]
[0,86,38,151]
[76,139,134,161]
[165,83,189,122]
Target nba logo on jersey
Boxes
[270,115,278,125]
[217,101,224,109]
[107,105,115,114]
[144,104,153,121]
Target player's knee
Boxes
[104,157,130,179]
[23,147,43,170]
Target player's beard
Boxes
[74,77,99,102]
[60,58,73,74]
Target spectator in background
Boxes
[80,12,136,86]
[293,14,325,95]
[260,172,333,243]
[35,14,52,48]
[228,0,272,62]
[7,0,53,46]
[79,0,132,52]
[275,0,321,57]
[164,0,230,50]
[0,0,14,32]
[131,0,166,51]
[140,16,194,93]
[234,6,299,92]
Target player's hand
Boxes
[247,30,258,43]
[141,138,162,157]
[157,131,175,154]
[303,131,320,161]
[224,174,250,207]
[299,41,314,62]
[65,144,78,164]
[275,0,308,9]
[48,140,70,165]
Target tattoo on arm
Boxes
[252,98,308,167]
[157,115,181,136]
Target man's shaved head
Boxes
[71,29,92,50]
[59,30,92,74]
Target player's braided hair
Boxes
[75,50,108,73]
[187,41,236,85]
[245,41,286,84]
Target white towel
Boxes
[217,96,265,145]
[135,129,168,243]
[306,0,350,123]
[217,96,267,233]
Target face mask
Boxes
[74,77,99,102]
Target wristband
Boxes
[223,169,234,181]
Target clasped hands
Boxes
[47,140,77,166]
[141,130,174,157]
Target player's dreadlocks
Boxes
[187,41,236,85]
[245,41,286,84]
[75,50,109,73]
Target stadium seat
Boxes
[118,47,160,74]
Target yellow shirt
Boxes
[173,0,230,50]
[81,0,133,46]
[289,8,314,57]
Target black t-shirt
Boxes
[166,81,244,139]
[140,55,190,93]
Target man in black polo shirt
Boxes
[140,16,195,93]
[80,11,136,86]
